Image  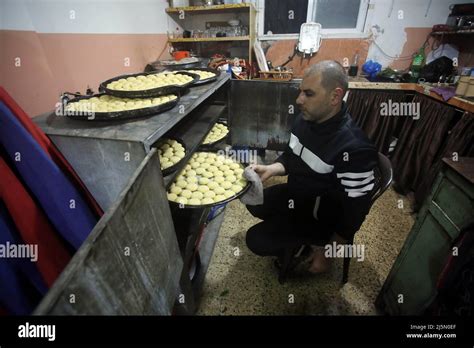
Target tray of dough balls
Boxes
[156,138,187,176]
[168,68,219,85]
[63,93,179,121]
[200,122,229,147]
[167,152,250,208]
[99,71,199,98]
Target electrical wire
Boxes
[360,32,434,61]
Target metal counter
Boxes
[229,79,301,151]
[34,73,230,210]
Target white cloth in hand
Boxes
[239,166,264,205]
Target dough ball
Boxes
[170,156,181,164]
[176,180,188,189]
[214,195,226,203]
[204,190,216,199]
[167,193,178,201]
[176,197,188,205]
[186,169,197,177]
[238,179,247,187]
[223,190,235,199]
[207,181,219,190]
[224,170,234,177]
[200,162,211,170]
[187,176,198,184]
[214,170,224,177]
[229,163,240,170]
[220,165,230,172]
[191,191,204,200]
[181,189,193,199]
[233,168,244,177]
[170,186,182,195]
[199,177,210,185]
[196,157,206,163]
[222,181,232,189]
[186,183,199,192]
[202,171,213,178]
[195,167,206,175]
[201,198,214,205]
[198,186,209,193]
[188,198,201,206]
[213,186,225,195]
[226,175,237,183]
[207,166,218,173]
[214,176,225,184]
[175,151,185,158]
[231,185,242,193]
[161,161,173,170]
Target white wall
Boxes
[0,0,180,34]
[365,0,472,67]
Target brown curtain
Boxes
[414,111,474,207]
[391,94,457,196]
[346,90,406,155]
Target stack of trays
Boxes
[61,71,199,121]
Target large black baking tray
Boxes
[166,68,220,86]
[60,93,180,122]
[168,151,251,209]
[99,71,199,99]
[155,137,188,176]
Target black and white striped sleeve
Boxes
[334,147,378,240]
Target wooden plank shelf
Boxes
[349,81,474,113]
[166,3,252,14]
[169,36,250,43]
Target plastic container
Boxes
[455,76,470,96]
[172,51,191,60]
[464,77,474,98]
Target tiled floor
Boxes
[197,176,415,315]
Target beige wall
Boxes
[0,30,171,117]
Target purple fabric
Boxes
[431,87,456,101]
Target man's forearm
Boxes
[269,162,286,176]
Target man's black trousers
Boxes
[245,184,333,257]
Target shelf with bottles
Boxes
[431,28,474,35]
[165,1,256,77]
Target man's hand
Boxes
[248,162,286,182]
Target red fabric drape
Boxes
[0,157,71,287]
[0,87,103,217]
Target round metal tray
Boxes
[167,68,220,86]
[60,93,179,122]
[168,151,251,209]
[99,71,199,99]
[156,137,188,177]
[200,121,229,148]
[152,58,206,70]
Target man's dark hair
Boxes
[305,60,348,94]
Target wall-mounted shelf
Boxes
[166,3,256,78]
[166,3,252,14]
[169,36,250,42]
[431,29,474,35]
